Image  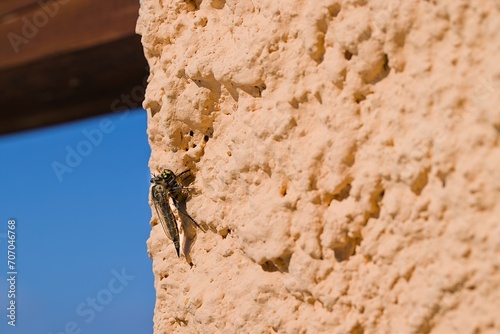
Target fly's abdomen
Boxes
[151,184,181,257]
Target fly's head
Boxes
[160,169,176,183]
[151,169,179,190]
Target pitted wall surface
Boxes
[137,1,500,333]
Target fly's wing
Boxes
[176,169,194,186]
[172,198,207,233]
[151,185,181,256]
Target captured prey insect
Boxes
[150,169,206,257]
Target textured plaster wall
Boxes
[137,1,500,333]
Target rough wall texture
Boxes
[137,1,500,333]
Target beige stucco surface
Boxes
[137,1,500,333]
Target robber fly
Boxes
[150,169,205,257]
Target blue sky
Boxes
[0,109,154,334]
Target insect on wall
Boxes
[150,169,206,260]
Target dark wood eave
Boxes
[0,0,149,135]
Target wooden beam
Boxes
[0,0,140,69]
[0,0,148,134]
[0,34,149,135]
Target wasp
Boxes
[150,169,205,257]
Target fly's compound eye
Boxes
[161,170,173,179]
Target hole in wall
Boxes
[146,101,161,117]
[370,189,385,219]
[260,254,291,273]
[185,0,201,10]
[210,0,226,9]
[411,169,429,195]
[351,323,365,334]
[368,53,391,84]
[333,237,359,262]
[219,227,231,239]
[205,126,214,138]
[280,184,288,197]
[437,171,447,187]
[379,190,385,200]
[333,183,351,201]
[328,3,341,17]
[354,92,366,104]
[261,261,279,272]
